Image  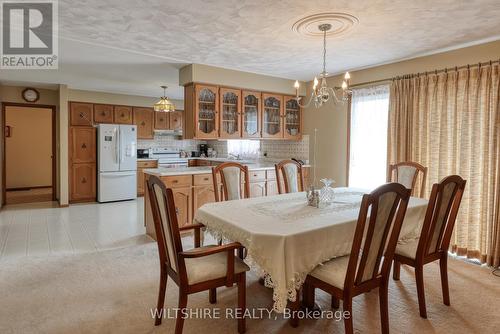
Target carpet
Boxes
[1,240,499,333]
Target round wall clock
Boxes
[22,88,40,103]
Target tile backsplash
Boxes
[137,134,309,162]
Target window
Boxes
[348,84,390,189]
[227,139,260,158]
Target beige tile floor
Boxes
[0,198,152,259]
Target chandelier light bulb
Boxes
[313,77,319,89]
[294,80,300,89]
[342,81,348,90]
[344,72,351,80]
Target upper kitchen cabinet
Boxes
[219,88,241,139]
[169,111,183,131]
[195,84,218,139]
[283,96,302,140]
[242,91,260,138]
[261,93,283,139]
[154,110,169,130]
[93,104,114,124]
[70,102,93,126]
[114,106,133,124]
[133,107,154,139]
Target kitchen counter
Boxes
[137,158,159,162]
[143,162,306,177]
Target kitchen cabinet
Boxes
[70,163,96,201]
[169,111,183,131]
[261,93,283,139]
[242,91,261,138]
[219,88,241,139]
[266,180,279,196]
[249,182,266,198]
[137,160,158,196]
[70,102,93,126]
[195,84,219,139]
[284,96,302,140]
[70,127,96,164]
[133,107,154,139]
[154,111,169,130]
[114,106,133,124]
[172,187,192,228]
[93,104,114,123]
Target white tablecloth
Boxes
[194,188,428,312]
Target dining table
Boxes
[193,187,428,312]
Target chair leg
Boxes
[415,265,427,319]
[303,282,315,309]
[289,289,301,328]
[379,280,390,334]
[343,294,353,334]
[331,295,340,309]
[440,255,450,306]
[154,268,168,326]
[209,288,217,304]
[238,274,246,334]
[393,259,401,281]
[175,292,188,334]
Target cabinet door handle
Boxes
[121,113,125,117]
[81,177,87,184]
[175,207,179,214]
[203,177,209,181]
[101,111,106,116]
[81,143,87,149]
[141,121,145,126]
[172,180,178,183]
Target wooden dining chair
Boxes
[275,160,305,194]
[212,162,250,202]
[388,161,428,198]
[299,183,411,334]
[393,175,466,319]
[147,175,249,334]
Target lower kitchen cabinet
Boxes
[137,160,158,196]
[172,187,192,228]
[70,163,96,202]
[250,182,266,198]
[266,180,279,196]
[193,185,216,211]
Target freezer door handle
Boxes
[114,127,119,163]
[101,172,136,177]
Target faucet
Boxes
[228,153,241,160]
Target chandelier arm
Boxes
[296,90,316,109]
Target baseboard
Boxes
[6,185,52,192]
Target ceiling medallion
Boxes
[292,12,359,38]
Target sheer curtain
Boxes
[227,139,260,159]
[349,84,390,189]
[388,64,500,267]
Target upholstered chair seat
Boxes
[395,239,419,259]
[309,256,350,289]
[184,246,250,285]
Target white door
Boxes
[98,124,120,172]
[119,125,137,171]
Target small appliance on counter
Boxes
[191,151,200,157]
[137,148,150,159]
[199,144,208,157]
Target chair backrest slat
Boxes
[417,175,466,258]
[345,183,411,288]
[389,161,428,198]
[275,160,304,194]
[212,162,250,202]
[147,176,183,275]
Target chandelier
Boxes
[153,85,176,112]
[294,23,352,108]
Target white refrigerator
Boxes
[97,124,137,202]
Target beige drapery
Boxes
[388,63,500,267]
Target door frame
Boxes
[2,102,57,205]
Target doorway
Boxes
[2,103,56,205]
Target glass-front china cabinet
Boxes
[242,91,261,138]
[284,96,301,140]
[219,88,241,138]
[195,85,218,139]
[262,94,283,138]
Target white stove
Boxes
[150,148,188,168]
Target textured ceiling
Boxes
[1,0,499,99]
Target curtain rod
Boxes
[349,58,500,88]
